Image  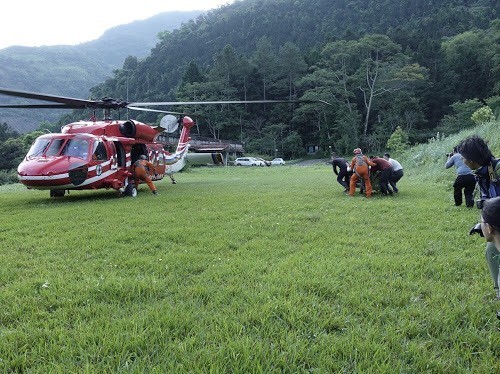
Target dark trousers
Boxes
[453,174,475,207]
[390,169,403,192]
[337,170,351,190]
[379,168,393,195]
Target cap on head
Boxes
[353,148,362,155]
[140,155,147,160]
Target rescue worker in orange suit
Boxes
[348,148,376,198]
[133,154,159,195]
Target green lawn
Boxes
[0,164,498,372]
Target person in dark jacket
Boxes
[369,156,394,195]
[458,135,500,299]
[331,156,352,192]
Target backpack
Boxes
[487,158,500,197]
[354,154,367,169]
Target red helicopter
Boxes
[0,87,295,197]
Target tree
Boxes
[0,122,19,142]
[282,131,304,159]
[252,37,278,100]
[181,61,205,85]
[440,25,498,103]
[355,35,427,139]
[0,137,24,170]
[386,126,409,156]
[276,42,308,100]
[437,99,483,135]
[471,106,495,126]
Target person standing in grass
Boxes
[383,153,404,193]
[459,135,500,299]
[480,197,500,327]
[349,148,376,198]
[445,146,476,208]
[331,155,352,193]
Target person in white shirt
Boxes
[383,153,403,193]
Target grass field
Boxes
[1,155,499,372]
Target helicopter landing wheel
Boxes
[124,183,137,197]
[50,189,65,198]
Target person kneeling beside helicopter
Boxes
[133,155,159,195]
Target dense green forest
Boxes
[1,0,499,170]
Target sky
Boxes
[0,0,233,49]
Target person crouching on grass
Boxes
[480,197,500,329]
[133,155,159,195]
[369,155,394,196]
[331,155,352,193]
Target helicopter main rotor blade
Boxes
[0,104,73,109]
[0,87,97,108]
[0,87,132,110]
[127,106,186,115]
[0,86,332,114]
[128,99,300,107]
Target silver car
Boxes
[270,158,285,165]
[234,157,265,166]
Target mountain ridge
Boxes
[0,10,203,132]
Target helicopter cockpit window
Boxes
[62,139,90,159]
[92,141,107,161]
[45,139,66,157]
[26,138,51,158]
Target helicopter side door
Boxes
[112,141,127,169]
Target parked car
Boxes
[234,157,265,166]
[254,157,271,166]
[270,158,285,165]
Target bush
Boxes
[0,169,19,185]
[471,106,495,125]
[386,126,409,156]
[437,99,483,135]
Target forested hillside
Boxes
[1,0,498,161]
[80,0,498,157]
[0,11,202,132]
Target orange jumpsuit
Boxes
[133,159,157,193]
[349,155,376,197]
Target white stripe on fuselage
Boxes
[19,158,117,189]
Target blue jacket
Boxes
[474,158,500,199]
[445,153,473,176]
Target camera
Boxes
[476,199,485,209]
[469,223,484,237]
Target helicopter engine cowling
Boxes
[119,120,158,142]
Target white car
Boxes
[254,157,271,166]
[234,157,265,166]
[270,158,285,165]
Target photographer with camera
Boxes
[459,135,500,300]
[445,146,475,207]
[480,197,500,328]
